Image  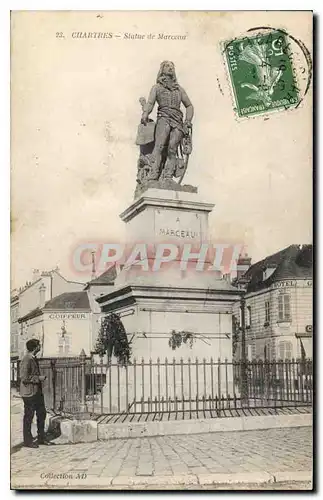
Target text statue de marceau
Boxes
[135,61,197,198]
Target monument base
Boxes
[97,187,241,361]
[97,188,241,411]
[98,283,239,413]
[97,282,240,359]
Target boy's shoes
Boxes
[37,439,55,446]
[23,442,39,448]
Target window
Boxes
[11,308,18,321]
[278,294,291,321]
[279,340,293,360]
[11,332,19,352]
[265,301,270,324]
[58,334,71,355]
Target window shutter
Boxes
[245,306,251,327]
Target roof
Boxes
[17,269,84,294]
[18,291,90,322]
[43,291,90,310]
[11,293,19,304]
[84,265,121,289]
[18,307,43,323]
[240,244,312,293]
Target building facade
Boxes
[10,291,20,357]
[12,268,84,358]
[17,291,92,357]
[10,290,20,385]
[233,245,313,361]
[11,267,119,360]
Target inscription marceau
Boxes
[159,228,199,239]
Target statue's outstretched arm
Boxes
[181,87,194,123]
[141,85,157,124]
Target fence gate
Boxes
[39,354,89,414]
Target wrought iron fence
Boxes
[86,357,313,415]
[10,357,20,388]
[12,354,312,417]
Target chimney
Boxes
[236,253,252,280]
[39,283,46,308]
[32,269,40,282]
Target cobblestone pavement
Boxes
[11,427,312,489]
[11,391,50,448]
[11,394,24,447]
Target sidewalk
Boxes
[11,426,312,490]
[10,390,50,449]
[11,392,26,448]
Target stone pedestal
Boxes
[98,189,240,410]
[115,188,221,288]
[120,188,214,244]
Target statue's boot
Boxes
[160,156,176,180]
[146,158,160,181]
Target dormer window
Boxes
[263,266,277,281]
[65,301,76,308]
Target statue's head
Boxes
[157,61,177,83]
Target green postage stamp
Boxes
[224,30,299,118]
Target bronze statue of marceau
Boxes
[135,61,196,198]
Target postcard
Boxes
[10,10,313,491]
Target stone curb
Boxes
[12,411,312,447]
[11,470,312,490]
[112,474,198,486]
[197,472,273,485]
[272,470,312,483]
[98,412,312,441]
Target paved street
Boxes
[11,391,50,448]
[11,426,312,489]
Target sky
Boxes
[11,11,313,289]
